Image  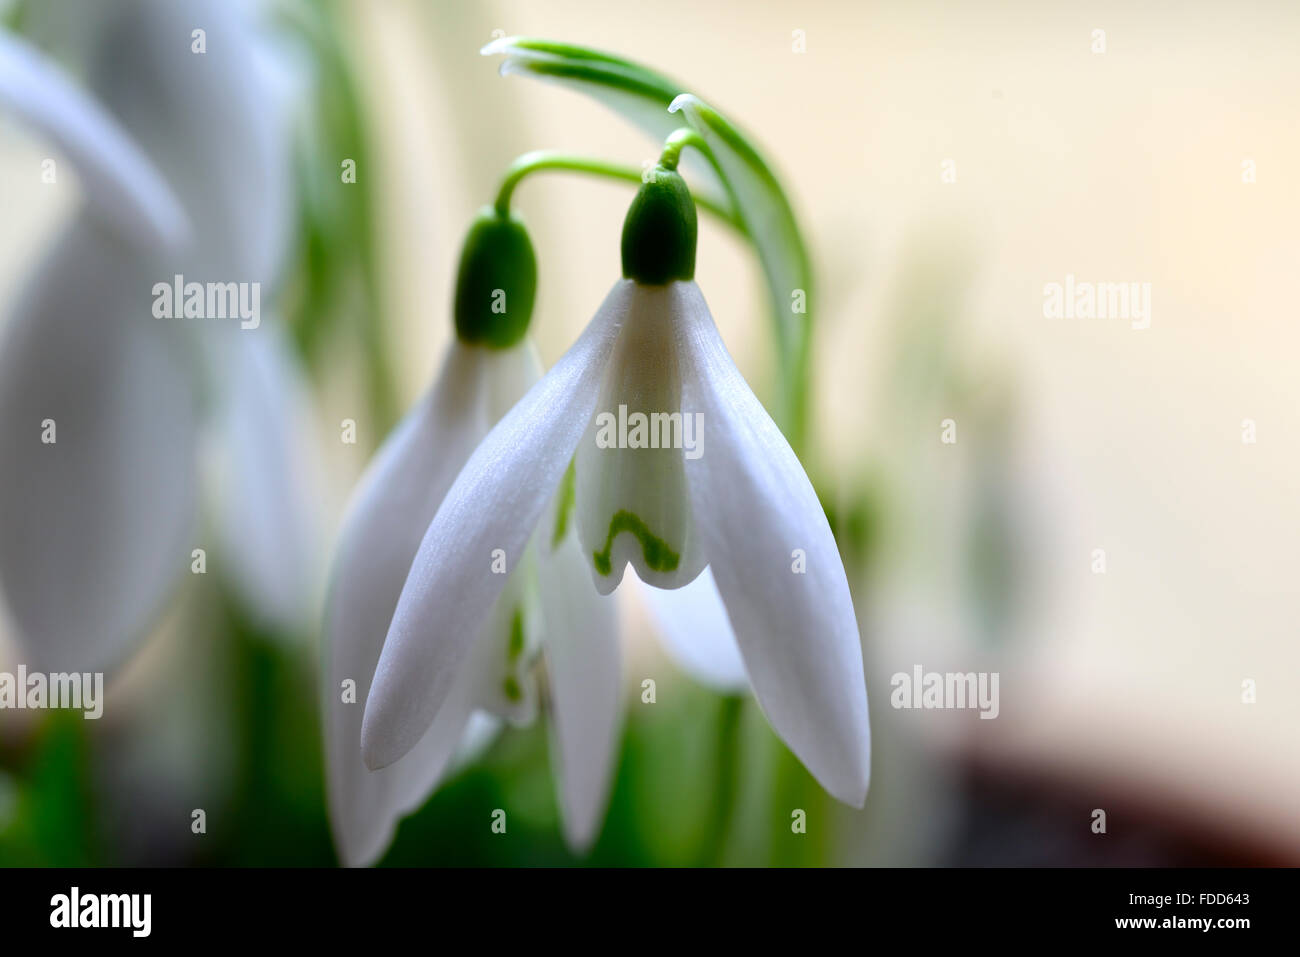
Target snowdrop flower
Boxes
[325,209,620,866]
[0,0,319,671]
[363,152,872,807]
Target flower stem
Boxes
[493,150,743,233]
[657,128,710,172]
[698,693,744,866]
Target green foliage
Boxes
[0,713,97,866]
[276,0,399,436]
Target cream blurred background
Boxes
[1,0,1296,865]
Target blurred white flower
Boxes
[0,0,320,672]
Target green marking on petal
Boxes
[503,675,522,702]
[551,460,577,547]
[592,509,680,576]
[507,607,525,661]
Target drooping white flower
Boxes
[363,164,871,807]
[475,44,816,700]
[324,340,537,867]
[0,0,319,670]
[324,210,621,865]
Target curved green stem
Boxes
[658,128,710,172]
[493,150,744,233]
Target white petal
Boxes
[0,30,187,249]
[204,325,322,634]
[674,281,871,806]
[539,502,622,852]
[325,340,539,866]
[462,544,540,725]
[449,710,504,773]
[361,283,633,770]
[0,218,197,672]
[72,0,294,280]
[344,678,477,868]
[639,567,749,692]
[152,0,295,281]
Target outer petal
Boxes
[66,0,294,281]
[361,282,633,770]
[0,30,187,248]
[325,341,537,866]
[639,567,749,692]
[0,217,197,672]
[204,325,322,634]
[452,711,504,772]
[538,502,622,852]
[674,281,871,806]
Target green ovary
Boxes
[507,608,525,661]
[502,675,522,702]
[592,509,680,576]
[499,608,525,704]
[551,461,577,547]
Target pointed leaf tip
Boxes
[667,92,699,114]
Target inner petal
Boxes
[464,546,539,725]
[574,285,706,594]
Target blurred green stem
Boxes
[699,694,744,866]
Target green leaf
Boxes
[275,0,400,437]
[669,93,812,444]
[483,38,720,194]
[483,37,813,450]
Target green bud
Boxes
[453,207,537,348]
[621,166,697,285]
